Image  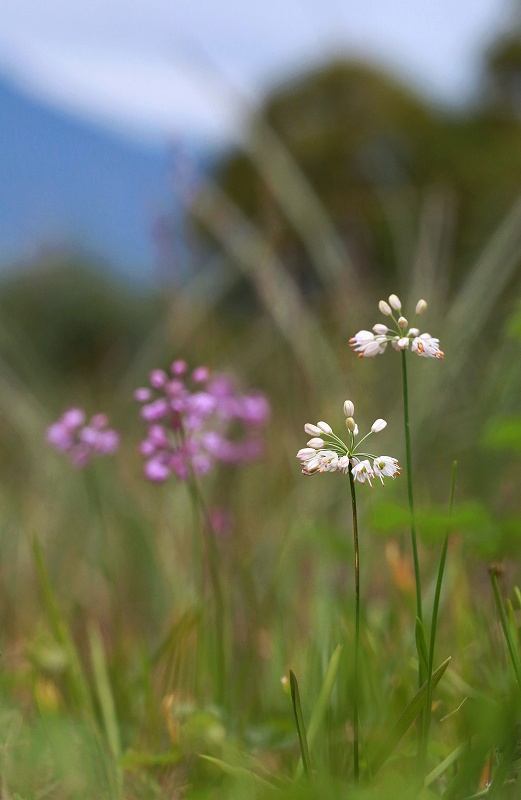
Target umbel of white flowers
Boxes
[296,401,401,486]
[349,295,444,359]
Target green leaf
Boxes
[424,743,468,788]
[30,536,94,718]
[289,670,312,781]
[295,645,342,779]
[88,622,122,762]
[199,755,280,791]
[415,617,429,678]
[369,657,451,774]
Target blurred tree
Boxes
[484,29,521,117]
[201,45,521,293]
[0,253,160,384]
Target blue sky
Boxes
[0,0,514,146]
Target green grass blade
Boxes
[30,536,94,717]
[294,644,342,780]
[289,670,313,781]
[424,743,468,788]
[199,755,281,792]
[370,657,451,774]
[415,617,429,678]
[489,568,521,688]
[87,622,122,762]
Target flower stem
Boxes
[401,351,423,634]
[348,465,360,783]
[187,478,226,707]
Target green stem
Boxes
[401,351,423,631]
[419,461,457,772]
[348,466,360,783]
[187,478,226,707]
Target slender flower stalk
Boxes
[297,401,401,781]
[348,465,360,782]
[401,350,423,630]
[135,362,270,707]
[349,296,444,679]
[186,471,226,707]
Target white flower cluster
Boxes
[296,401,401,486]
[349,295,443,360]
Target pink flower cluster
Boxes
[135,360,270,482]
[47,408,120,467]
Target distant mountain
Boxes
[0,74,213,284]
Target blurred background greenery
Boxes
[1,15,521,800]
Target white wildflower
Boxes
[296,402,400,486]
[411,333,444,359]
[388,294,401,310]
[373,456,402,484]
[379,300,392,316]
[351,460,375,486]
[304,423,322,436]
[349,330,387,358]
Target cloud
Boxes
[0,0,512,144]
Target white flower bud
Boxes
[343,400,355,417]
[297,447,317,458]
[371,419,387,433]
[317,421,332,434]
[398,316,408,329]
[378,300,392,316]
[307,437,325,449]
[345,417,356,432]
[389,294,401,310]
[304,423,322,436]
[397,337,410,349]
[373,323,388,335]
[415,299,427,315]
[408,327,420,337]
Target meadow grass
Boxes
[0,145,521,799]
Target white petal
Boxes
[371,419,387,433]
[317,421,332,434]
